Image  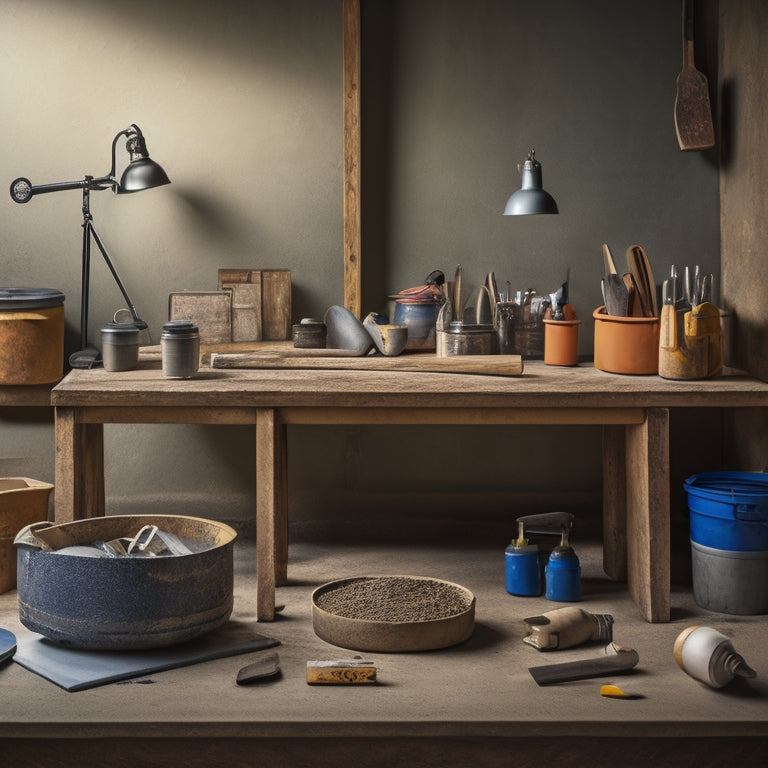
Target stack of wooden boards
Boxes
[169,268,291,344]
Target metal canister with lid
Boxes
[161,320,200,378]
[100,323,140,372]
[436,322,495,357]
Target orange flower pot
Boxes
[593,306,660,375]
[543,318,580,366]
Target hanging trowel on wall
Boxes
[674,0,715,150]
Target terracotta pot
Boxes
[543,318,581,366]
[593,306,660,375]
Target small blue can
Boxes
[545,546,581,602]
[505,543,542,596]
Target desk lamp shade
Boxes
[118,131,170,193]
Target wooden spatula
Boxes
[603,273,628,317]
[674,0,715,151]
[602,243,618,275]
[627,245,658,317]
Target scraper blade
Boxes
[528,643,639,686]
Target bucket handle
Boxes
[0,312,48,321]
[735,504,768,523]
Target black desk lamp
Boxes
[9,124,170,368]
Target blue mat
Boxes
[13,621,279,691]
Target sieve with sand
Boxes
[311,575,475,652]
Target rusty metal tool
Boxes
[236,651,282,685]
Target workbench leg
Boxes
[274,420,288,587]
[626,408,670,622]
[256,408,286,621]
[602,425,627,581]
[54,407,104,522]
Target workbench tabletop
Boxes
[49,360,768,410]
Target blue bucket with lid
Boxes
[683,471,768,614]
[684,472,768,551]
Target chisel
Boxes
[528,643,639,686]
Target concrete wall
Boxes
[1,1,722,545]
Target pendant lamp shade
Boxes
[504,149,558,216]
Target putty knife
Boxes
[529,643,639,686]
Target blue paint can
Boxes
[545,545,581,602]
[505,522,542,598]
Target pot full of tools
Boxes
[659,264,722,379]
[14,514,237,650]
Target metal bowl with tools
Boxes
[312,575,475,652]
[14,514,236,650]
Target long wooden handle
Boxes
[210,352,524,376]
[683,0,695,68]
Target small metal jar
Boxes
[436,322,495,356]
[100,322,140,372]
[161,320,200,378]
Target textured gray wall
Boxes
[1,1,721,544]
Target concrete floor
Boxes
[1,537,767,767]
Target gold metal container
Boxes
[0,288,65,385]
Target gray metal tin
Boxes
[436,323,495,356]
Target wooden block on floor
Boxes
[306,660,377,685]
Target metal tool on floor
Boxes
[236,651,281,685]
[528,642,639,686]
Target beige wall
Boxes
[1,1,724,546]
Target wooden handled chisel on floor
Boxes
[528,643,639,686]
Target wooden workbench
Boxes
[49,358,768,623]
